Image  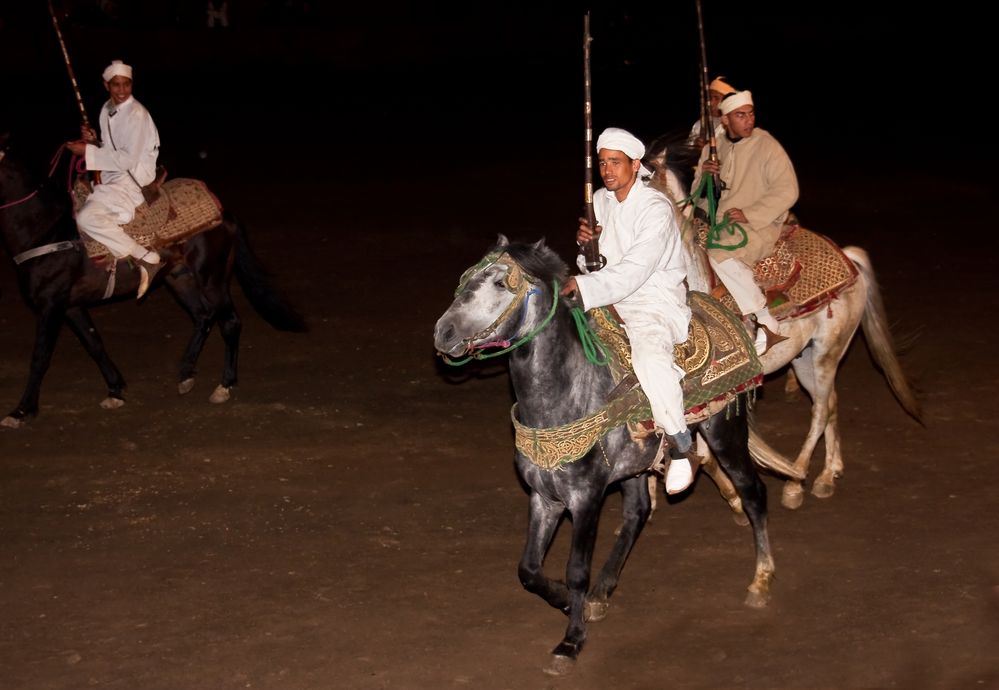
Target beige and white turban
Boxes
[102,60,133,83]
[596,127,652,177]
[708,76,736,95]
[720,90,753,115]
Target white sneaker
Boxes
[665,457,694,495]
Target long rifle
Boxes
[48,0,91,131]
[694,0,718,171]
[581,12,605,272]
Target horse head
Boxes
[433,235,568,359]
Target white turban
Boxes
[595,127,652,178]
[709,76,736,95]
[720,90,753,115]
[102,60,133,83]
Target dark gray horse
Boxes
[433,236,775,675]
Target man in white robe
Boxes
[66,60,162,299]
[561,128,695,495]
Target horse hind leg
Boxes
[699,409,775,608]
[787,348,846,506]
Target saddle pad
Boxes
[590,291,763,424]
[696,220,859,321]
[75,177,223,259]
[771,226,859,320]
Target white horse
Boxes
[645,137,922,509]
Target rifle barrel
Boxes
[48,1,91,129]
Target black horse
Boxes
[434,236,775,675]
[0,133,305,427]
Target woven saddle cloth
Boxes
[696,220,859,321]
[73,177,224,259]
[512,292,763,470]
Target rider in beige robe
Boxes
[692,90,798,353]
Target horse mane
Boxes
[493,237,569,287]
[645,130,701,196]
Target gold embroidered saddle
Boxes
[512,291,763,470]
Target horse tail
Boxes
[845,246,923,424]
[748,424,806,480]
[232,219,307,333]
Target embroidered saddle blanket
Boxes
[72,176,224,259]
[695,219,859,321]
[512,291,763,470]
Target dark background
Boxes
[1,1,987,200]
[3,5,998,688]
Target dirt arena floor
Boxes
[2,10,998,690]
[3,151,998,689]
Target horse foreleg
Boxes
[811,388,843,499]
[518,493,569,611]
[587,474,651,621]
[545,499,602,676]
[64,307,126,409]
[787,352,842,507]
[165,269,215,396]
[699,442,749,526]
[2,310,66,428]
[783,367,802,399]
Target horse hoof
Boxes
[731,511,750,527]
[178,378,196,395]
[585,599,609,622]
[99,397,125,410]
[208,385,231,404]
[1,416,23,429]
[543,655,575,676]
[781,482,804,510]
[811,480,835,499]
[744,588,770,609]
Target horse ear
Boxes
[495,233,509,248]
[531,237,547,251]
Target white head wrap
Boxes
[595,127,652,178]
[720,90,753,115]
[708,76,736,95]
[102,60,133,83]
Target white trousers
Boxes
[76,182,146,259]
[710,257,766,315]
[620,313,688,436]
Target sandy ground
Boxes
[2,155,998,690]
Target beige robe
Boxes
[694,127,798,264]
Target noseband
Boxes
[444,252,559,365]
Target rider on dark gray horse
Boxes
[560,127,695,494]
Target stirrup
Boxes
[136,260,164,300]
[756,322,789,355]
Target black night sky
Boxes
[0,0,989,238]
